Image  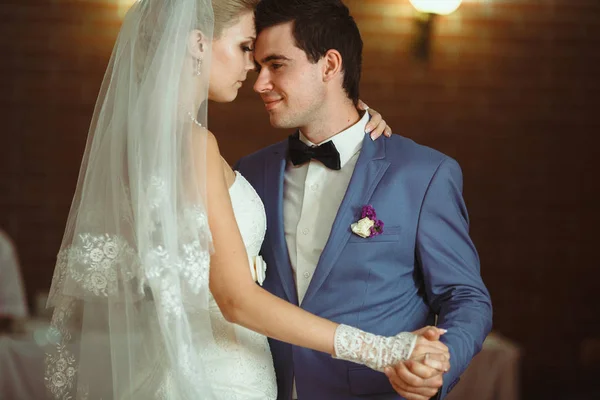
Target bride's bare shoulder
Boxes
[190,125,220,158]
[190,126,235,185]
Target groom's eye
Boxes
[271,64,283,71]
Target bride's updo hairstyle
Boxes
[213,0,260,38]
[130,0,258,84]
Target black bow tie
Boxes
[288,133,341,170]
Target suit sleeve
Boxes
[415,157,493,398]
[233,158,242,171]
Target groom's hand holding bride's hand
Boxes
[410,326,450,362]
[385,326,450,400]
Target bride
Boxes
[44,0,449,399]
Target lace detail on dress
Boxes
[144,239,210,318]
[50,234,137,300]
[45,192,214,398]
[189,171,276,400]
[45,172,276,400]
[48,198,212,306]
[229,172,266,257]
[333,324,417,372]
[44,298,86,400]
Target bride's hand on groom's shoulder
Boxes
[357,100,394,140]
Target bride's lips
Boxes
[264,99,282,111]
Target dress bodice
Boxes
[228,171,267,258]
[198,171,276,400]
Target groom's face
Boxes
[253,22,326,129]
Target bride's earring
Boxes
[195,58,203,76]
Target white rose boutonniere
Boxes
[350,205,384,239]
[351,217,375,238]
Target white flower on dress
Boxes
[51,372,67,387]
[55,358,67,372]
[103,241,119,259]
[90,272,108,291]
[89,248,104,263]
[53,233,136,298]
[250,255,267,286]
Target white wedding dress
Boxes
[46,172,277,400]
[150,172,277,399]
[190,171,277,399]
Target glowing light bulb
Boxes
[409,0,463,15]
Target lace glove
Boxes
[333,324,417,372]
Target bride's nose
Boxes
[244,52,254,71]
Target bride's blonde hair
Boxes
[213,0,260,38]
[130,0,258,84]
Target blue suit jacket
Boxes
[235,133,492,400]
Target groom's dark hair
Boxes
[255,0,363,105]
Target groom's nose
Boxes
[253,69,273,94]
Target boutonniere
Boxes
[351,205,384,238]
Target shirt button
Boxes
[302,228,309,235]
[303,272,311,279]
[310,184,319,192]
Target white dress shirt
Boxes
[0,229,28,319]
[283,112,369,399]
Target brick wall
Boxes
[1,0,599,398]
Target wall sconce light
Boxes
[410,0,463,61]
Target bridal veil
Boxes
[45,0,219,398]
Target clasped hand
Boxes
[385,326,450,400]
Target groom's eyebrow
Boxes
[261,54,291,64]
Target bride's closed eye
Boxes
[240,39,255,53]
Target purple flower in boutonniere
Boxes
[361,204,377,220]
[351,205,384,238]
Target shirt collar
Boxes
[299,112,369,168]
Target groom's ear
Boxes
[188,29,208,59]
[322,49,343,83]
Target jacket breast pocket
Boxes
[347,225,402,243]
[348,366,396,396]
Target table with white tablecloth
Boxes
[0,335,51,400]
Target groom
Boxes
[236,0,492,399]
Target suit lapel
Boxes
[301,135,390,307]
[264,144,298,305]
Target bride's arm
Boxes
[205,130,337,353]
[201,130,449,370]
